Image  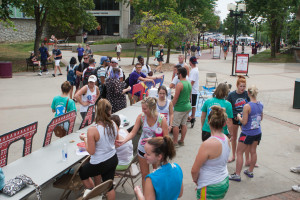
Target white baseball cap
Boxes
[88,75,97,82]
[111,58,119,63]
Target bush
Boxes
[93,38,134,45]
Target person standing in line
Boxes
[51,44,63,77]
[191,106,230,200]
[229,85,263,182]
[134,136,183,200]
[175,54,189,78]
[181,41,185,54]
[115,42,122,61]
[85,44,93,58]
[188,56,199,128]
[169,65,189,89]
[82,58,97,86]
[38,42,50,76]
[154,45,164,73]
[227,75,250,163]
[83,32,88,43]
[74,75,100,120]
[223,42,229,60]
[77,44,85,63]
[191,42,197,57]
[157,85,174,133]
[116,97,169,192]
[106,58,124,82]
[172,67,192,147]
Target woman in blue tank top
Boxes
[229,85,263,182]
[134,136,183,200]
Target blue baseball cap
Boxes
[189,56,198,64]
[100,56,109,65]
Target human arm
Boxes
[237,104,250,126]
[172,82,183,107]
[168,101,174,132]
[191,143,209,184]
[95,86,100,101]
[143,178,156,200]
[201,112,206,129]
[74,86,89,106]
[79,126,99,155]
[122,86,131,94]
[179,183,184,198]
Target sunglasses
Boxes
[84,58,89,60]
[111,62,117,64]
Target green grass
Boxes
[0,42,66,72]
[94,48,180,58]
[93,38,134,45]
[250,49,296,63]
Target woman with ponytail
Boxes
[116,97,169,191]
[192,105,231,200]
[134,136,183,200]
[79,99,119,200]
[229,85,263,182]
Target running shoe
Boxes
[58,73,63,76]
[244,169,254,178]
[178,141,184,146]
[45,71,49,75]
[52,74,55,77]
[229,173,241,182]
[290,166,300,173]
[38,72,42,76]
[292,185,300,192]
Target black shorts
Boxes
[232,117,241,125]
[202,130,211,142]
[79,154,118,191]
[41,59,47,66]
[239,133,261,145]
[191,94,197,107]
[138,149,145,158]
[157,57,163,62]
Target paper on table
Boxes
[76,149,90,156]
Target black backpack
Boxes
[83,67,95,85]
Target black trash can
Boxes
[293,78,300,109]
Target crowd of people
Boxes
[44,40,267,200]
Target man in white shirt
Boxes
[132,55,153,76]
[106,58,124,82]
[116,42,122,61]
[188,56,199,127]
[169,65,189,89]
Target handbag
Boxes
[54,98,69,138]
[2,174,41,199]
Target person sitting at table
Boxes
[116,97,169,192]
[134,136,183,200]
[128,63,161,106]
[79,99,119,200]
[156,85,173,133]
[111,115,133,170]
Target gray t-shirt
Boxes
[226,91,250,117]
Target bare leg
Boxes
[93,175,102,186]
[57,65,62,74]
[138,156,150,192]
[172,126,179,144]
[54,65,57,75]
[248,141,258,172]
[82,178,95,189]
[179,124,187,142]
[69,86,74,99]
[229,124,239,162]
[106,189,116,200]
[244,146,251,166]
[235,142,248,176]
[191,107,196,118]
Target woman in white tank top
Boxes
[191,105,231,200]
[79,99,119,200]
[156,85,174,132]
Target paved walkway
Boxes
[0,46,300,199]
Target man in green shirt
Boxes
[172,67,192,147]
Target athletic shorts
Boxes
[191,94,198,107]
[197,176,229,200]
[138,149,145,158]
[239,133,261,145]
[41,59,47,66]
[79,154,118,191]
[117,52,121,56]
[157,57,163,62]
[55,60,61,66]
[202,130,211,142]
[232,117,241,125]
[173,110,190,127]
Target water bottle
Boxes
[62,142,68,161]
[143,92,146,99]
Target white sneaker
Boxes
[45,71,49,75]
[290,166,300,173]
[292,185,300,192]
[38,72,42,76]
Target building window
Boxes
[94,0,119,10]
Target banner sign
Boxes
[235,54,249,75]
[0,122,38,167]
[213,45,221,59]
[43,111,76,147]
[79,105,95,129]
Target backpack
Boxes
[67,64,76,80]
[223,46,228,51]
[83,67,95,85]
[155,50,160,59]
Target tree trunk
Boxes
[132,39,137,65]
[276,35,281,53]
[270,33,276,58]
[33,6,48,56]
[146,44,151,65]
[166,40,171,64]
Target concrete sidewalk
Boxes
[0,46,300,200]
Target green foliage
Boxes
[93,38,134,45]
[223,13,253,37]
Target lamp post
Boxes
[227,3,246,76]
[224,27,228,42]
[202,24,206,50]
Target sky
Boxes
[216,0,237,22]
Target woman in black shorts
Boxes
[226,75,250,163]
[79,99,119,200]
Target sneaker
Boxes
[229,173,241,182]
[45,71,49,75]
[178,141,184,146]
[58,73,63,76]
[292,185,300,192]
[38,72,42,76]
[244,169,254,178]
[52,74,55,77]
[174,143,180,148]
[290,166,300,173]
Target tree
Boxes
[223,13,253,37]
[1,0,97,55]
[245,0,299,57]
[134,12,172,64]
